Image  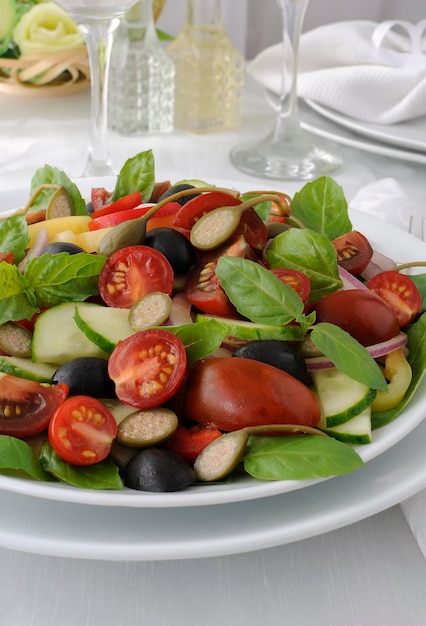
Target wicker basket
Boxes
[0,47,90,97]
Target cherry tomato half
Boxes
[0,374,68,438]
[367,271,421,327]
[108,329,187,409]
[98,245,174,308]
[272,268,311,303]
[184,235,258,317]
[91,191,142,219]
[313,288,400,346]
[183,357,321,430]
[48,396,117,465]
[332,230,373,275]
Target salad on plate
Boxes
[0,149,425,495]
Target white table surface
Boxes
[0,76,425,626]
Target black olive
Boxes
[144,227,197,274]
[52,357,116,397]
[158,183,200,206]
[43,242,85,255]
[123,448,196,492]
[233,340,311,385]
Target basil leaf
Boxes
[24,252,107,306]
[410,274,426,311]
[310,322,388,391]
[243,435,364,480]
[30,165,87,215]
[216,256,307,327]
[0,435,53,481]
[266,228,343,302]
[40,442,123,490]
[372,311,426,428]
[0,214,29,263]
[0,262,38,325]
[165,319,228,366]
[290,176,352,239]
[112,149,155,202]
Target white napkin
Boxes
[248,20,426,124]
[349,178,426,558]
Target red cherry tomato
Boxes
[236,207,268,251]
[332,230,373,275]
[367,271,421,327]
[91,191,142,218]
[272,268,311,303]
[183,357,321,431]
[0,374,68,438]
[48,396,117,465]
[108,329,187,409]
[98,245,174,308]
[184,235,258,317]
[313,288,400,346]
[0,252,15,264]
[173,191,242,230]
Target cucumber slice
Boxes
[195,314,305,342]
[32,303,109,365]
[0,356,56,382]
[74,304,135,353]
[312,368,376,428]
[321,407,372,445]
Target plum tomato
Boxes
[0,374,68,438]
[184,234,258,317]
[48,396,117,465]
[271,268,311,303]
[108,329,187,409]
[366,271,421,327]
[332,230,373,275]
[183,357,321,431]
[313,288,400,346]
[98,245,174,308]
[166,424,222,464]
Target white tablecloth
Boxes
[0,76,425,626]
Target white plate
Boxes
[298,99,426,165]
[0,179,425,508]
[305,100,426,153]
[0,416,425,561]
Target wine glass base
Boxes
[83,156,115,178]
[230,130,341,181]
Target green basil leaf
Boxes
[0,214,29,263]
[0,435,54,481]
[410,274,426,311]
[216,256,307,327]
[112,149,155,202]
[0,261,38,325]
[310,322,388,391]
[290,176,352,239]
[24,252,107,307]
[243,435,364,480]
[30,165,87,215]
[40,442,123,490]
[266,228,343,302]
[372,311,426,428]
[165,319,228,367]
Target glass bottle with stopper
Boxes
[167,0,244,133]
[109,0,174,134]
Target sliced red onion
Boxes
[338,266,369,290]
[168,292,193,326]
[361,250,397,281]
[305,332,408,371]
[17,227,49,273]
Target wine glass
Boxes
[230,0,341,180]
[55,0,140,177]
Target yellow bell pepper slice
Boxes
[371,348,412,412]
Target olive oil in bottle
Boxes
[167,0,244,133]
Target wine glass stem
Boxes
[79,17,120,177]
[273,0,309,143]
